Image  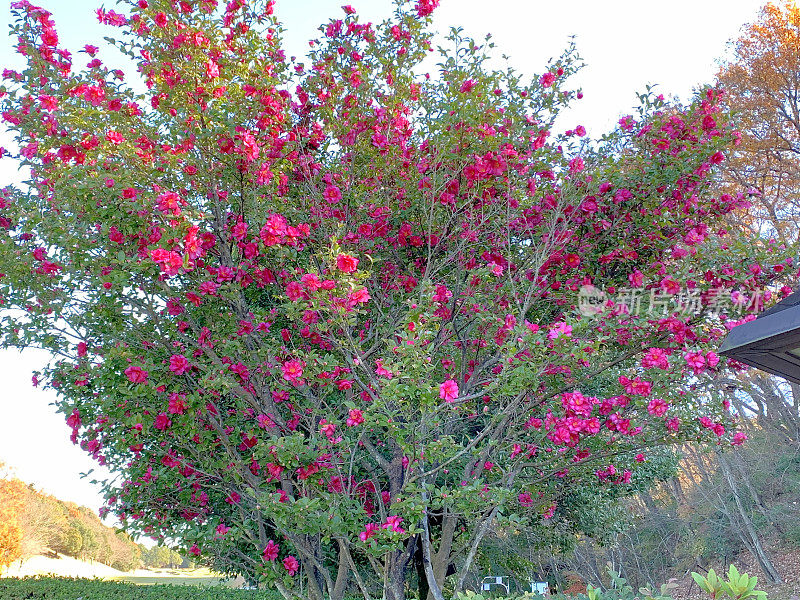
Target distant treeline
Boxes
[0,470,189,572]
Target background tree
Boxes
[717,0,800,246]
[0,468,24,573]
[0,1,794,599]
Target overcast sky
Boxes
[0,0,766,516]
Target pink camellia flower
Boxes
[540,72,555,87]
[375,359,393,379]
[346,409,364,426]
[382,515,404,533]
[169,354,190,375]
[547,321,572,340]
[154,413,171,430]
[415,0,439,17]
[359,522,380,541]
[106,130,124,145]
[647,398,669,417]
[684,351,706,374]
[320,419,336,439]
[257,414,275,428]
[439,379,459,403]
[628,269,644,287]
[283,555,299,576]
[66,409,81,429]
[282,359,305,382]
[262,539,279,561]
[124,365,148,384]
[641,347,669,370]
[324,184,342,204]
[336,253,359,273]
[459,79,476,93]
[168,393,188,414]
[349,287,370,305]
[189,543,200,556]
[301,273,321,291]
[732,431,747,446]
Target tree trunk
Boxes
[425,512,456,600]
[717,451,783,583]
[454,506,500,592]
[330,541,350,600]
[421,508,446,600]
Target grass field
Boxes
[113,574,236,586]
[108,566,240,587]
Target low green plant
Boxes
[453,592,488,600]
[691,565,767,600]
[582,566,675,600]
[508,564,767,600]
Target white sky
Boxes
[0,0,766,515]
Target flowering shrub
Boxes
[0,1,793,599]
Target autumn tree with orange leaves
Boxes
[0,464,24,573]
[717,1,800,246]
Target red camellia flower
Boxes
[281,359,305,382]
[262,540,279,561]
[169,354,190,375]
[336,254,358,273]
[124,365,148,384]
[283,555,300,576]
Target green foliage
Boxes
[0,577,282,600]
[578,567,676,600]
[140,545,184,569]
[691,566,767,600]
[58,526,82,558]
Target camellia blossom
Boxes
[346,409,364,426]
[547,321,572,340]
[647,398,669,417]
[283,555,299,576]
[336,253,359,273]
[439,379,459,403]
[124,365,148,384]
[641,347,669,370]
[282,359,305,382]
[169,354,190,375]
[262,539,279,561]
[154,413,171,430]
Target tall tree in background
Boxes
[0,466,24,573]
[717,1,800,245]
